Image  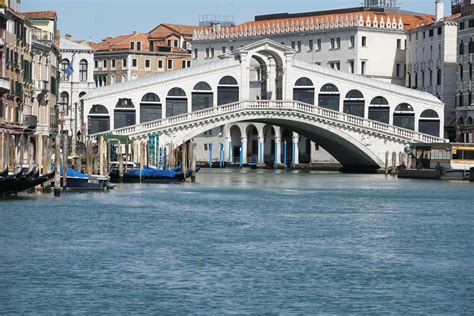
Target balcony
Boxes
[32,29,54,42]
[23,115,38,129]
[0,77,9,93]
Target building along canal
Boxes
[1,169,473,314]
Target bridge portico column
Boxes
[292,132,300,167]
[274,136,282,166]
[226,136,232,163]
[240,52,251,101]
[266,58,277,100]
[240,137,248,165]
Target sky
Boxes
[21,0,451,42]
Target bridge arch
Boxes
[192,81,213,111]
[166,87,188,117]
[140,93,162,123]
[114,98,135,129]
[318,83,340,111]
[419,109,440,137]
[88,104,110,134]
[218,76,239,105]
[393,103,415,131]
[293,77,315,104]
[369,96,390,124]
[343,89,365,118]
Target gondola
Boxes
[0,165,8,178]
[110,165,200,183]
[0,166,55,196]
[51,167,110,190]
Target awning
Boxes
[102,133,131,144]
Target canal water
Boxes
[1,170,473,314]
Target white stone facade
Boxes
[59,37,95,136]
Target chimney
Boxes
[436,0,444,23]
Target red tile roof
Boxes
[91,32,150,51]
[21,11,57,21]
[148,23,203,39]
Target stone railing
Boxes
[102,100,445,144]
[193,15,404,41]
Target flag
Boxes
[65,54,75,79]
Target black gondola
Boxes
[0,165,8,178]
[0,166,55,196]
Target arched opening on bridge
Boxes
[140,93,162,123]
[246,125,259,163]
[166,87,187,117]
[192,81,213,111]
[88,104,110,134]
[280,128,293,165]
[249,56,267,100]
[293,77,315,104]
[393,103,415,131]
[343,90,365,118]
[229,125,242,164]
[368,96,390,124]
[218,76,239,106]
[419,109,440,137]
[318,83,340,111]
[114,98,136,129]
[263,125,276,165]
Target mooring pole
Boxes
[62,133,69,190]
[181,142,187,181]
[54,133,61,196]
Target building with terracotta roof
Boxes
[90,27,194,88]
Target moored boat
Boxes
[53,167,111,190]
[110,165,200,182]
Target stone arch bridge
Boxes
[82,39,446,171]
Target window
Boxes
[460,40,465,55]
[88,105,110,135]
[217,76,239,105]
[369,96,390,124]
[297,41,301,52]
[329,61,340,70]
[293,77,315,104]
[174,40,178,47]
[145,59,151,69]
[187,61,191,67]
[429,29,434,37]
[103,60,107,68]
[137,42,142,51]
[361,36,367,47]
[230,46,234,51]
[349,60,354,74]
[130,42,135,50]
[111,59,116,69]
[437,68,442,85]
[123,58,127,68]
[60,91,69,113]
[471,62,473,81]
[192,81,213,111]
[114,98,136,129]
[336,37,340,49]
[460,64,464,81]
[397,39,402,49]
[470,38,474,53]
[470,19,474,28]
[423,31,426,39]
[438,27,442,35]
[330,38,335,49]
[168,59,173,70]
[182,60,186,68]
[343,90,365,118]
[194,48,198,59]
[206,47,210,58]
[429,69,433,85]
[60,59,69,81]
[132,59,137,68]
[318,84,340,111]
[140,93,162,123]
[308,40,313,51]
[316,39,321,51]
[393,103,415,130]
[361,61,366,75]
[419,110,440,137]
[211,47,215,58]
[222,46,226,54]
[421,70,425,87]
[350,36,355,48]
[291,41,296,49]
[79,60,88,82]
[396,64,401,77]
[460,21,465,30]
[94,60,98,69]
[158,60,164,70]
[166,88,187,117]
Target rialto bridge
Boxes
[82,39,446,171]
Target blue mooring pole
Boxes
[239,147,243,168]
[163,147,167,170]
[209,143,213,168]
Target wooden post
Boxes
[99,136,104,176]
[36,134,43,174]
[0,132,4,169]
[118,141,123,179]
[62,133,69,190]
[54,133,61,196]
[10,135,15,171]
[107,141,112,174]
[407,153,413,169]
[385,151,389,175]
[5,134,11,171]
[86,140,93,176]
[391,151,397,175]
[42,136,51,192]
[27,135,33,169]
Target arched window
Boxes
[419,109,440,137]
[114,98,136,129]
[79,92,86,98]
[318,83,340,111]
[111,74,116,85]
[458,117,464,126]
[218,76,239,105]
[132,74,138,81]
[79,59,88,82]
[192,81,213,111]
[460,39,465,55]
[60,91,69,114]
[140,93,162,123]
[468,117,473,125]
[88,104,110,134]
[343,90,364,117]
[60,59,70,81]
[368,96,390,124]
[393,103,415,130]
[293,77,315,104]
[166,88,187,117]
[122,74,128,83]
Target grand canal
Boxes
[1,170,473,313]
